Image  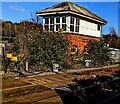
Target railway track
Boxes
[49,75,120,104]
[20,75,120,104]
[2,64,120,103]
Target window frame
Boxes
[50,17,54,24]
[62,16,66,23]
[45,18,49,24]
[50,17,54,31]
[70,17,74,24]
[75,18,80,32]
[71,46,78,54]
[56,24,60,31]
[70,17,74,32]
[62,16,66,31]
[56,17,60,23]
[97,25,100,31]
[44,18,49,31]
[56,17,60,31]
[62,24,66,31]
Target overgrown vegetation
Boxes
[102,26,120,49]
[83,40,110,66]
[2,18,119,73]
[28,31,69,70]
[2,17,69,72]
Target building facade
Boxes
[36,2,107,54]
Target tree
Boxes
[12,20,42,71]
[83,40,110,66]
[28,31,69,69]
[11,16,69,71]
[2,21,18,38]
[102,26,119,49]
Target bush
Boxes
[83,40,110,66]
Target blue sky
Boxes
[1,2,119,35]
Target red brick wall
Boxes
[64,33,100,55]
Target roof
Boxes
[36,2,107,24]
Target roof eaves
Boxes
[36,10,107,24]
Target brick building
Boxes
[36,2,107,55]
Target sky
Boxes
[1,1,119,35]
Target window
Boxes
[45,18,49,24]
[62,17,66,23]
[56,17,60,31]
[45,18,49,31]
[45,25,49,31]
[75,26,79,32]
[75,18,80,32]
[50,25,54,31]
[62,24,66,31]
[71,46,77,54]
[56,17,60,23]
[70,25,74,32]
[97,25,100,31]
[70,17,74,32]
[70,17,74,24]
[76,18,80,25]
[56,24,60,31]
[50,17,54,24]
[62,17,66,31]
[50,17,54,31]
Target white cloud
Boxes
[9,4,27,13]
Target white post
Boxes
[26,61,29,71]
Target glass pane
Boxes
[56,17,60,23]
[71,47,77,52]
[62,17,66,23]
[50,17,54,24]
[70,17,74,24]
[45,18,49,24]
[56,24,60,31]
[62,24,66,31]
[50,25,54,31]
[97,25,100,31]
[75,26,79,32]
[45,25,49,31]
[76,18,80,25]
[70,25,74,32]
